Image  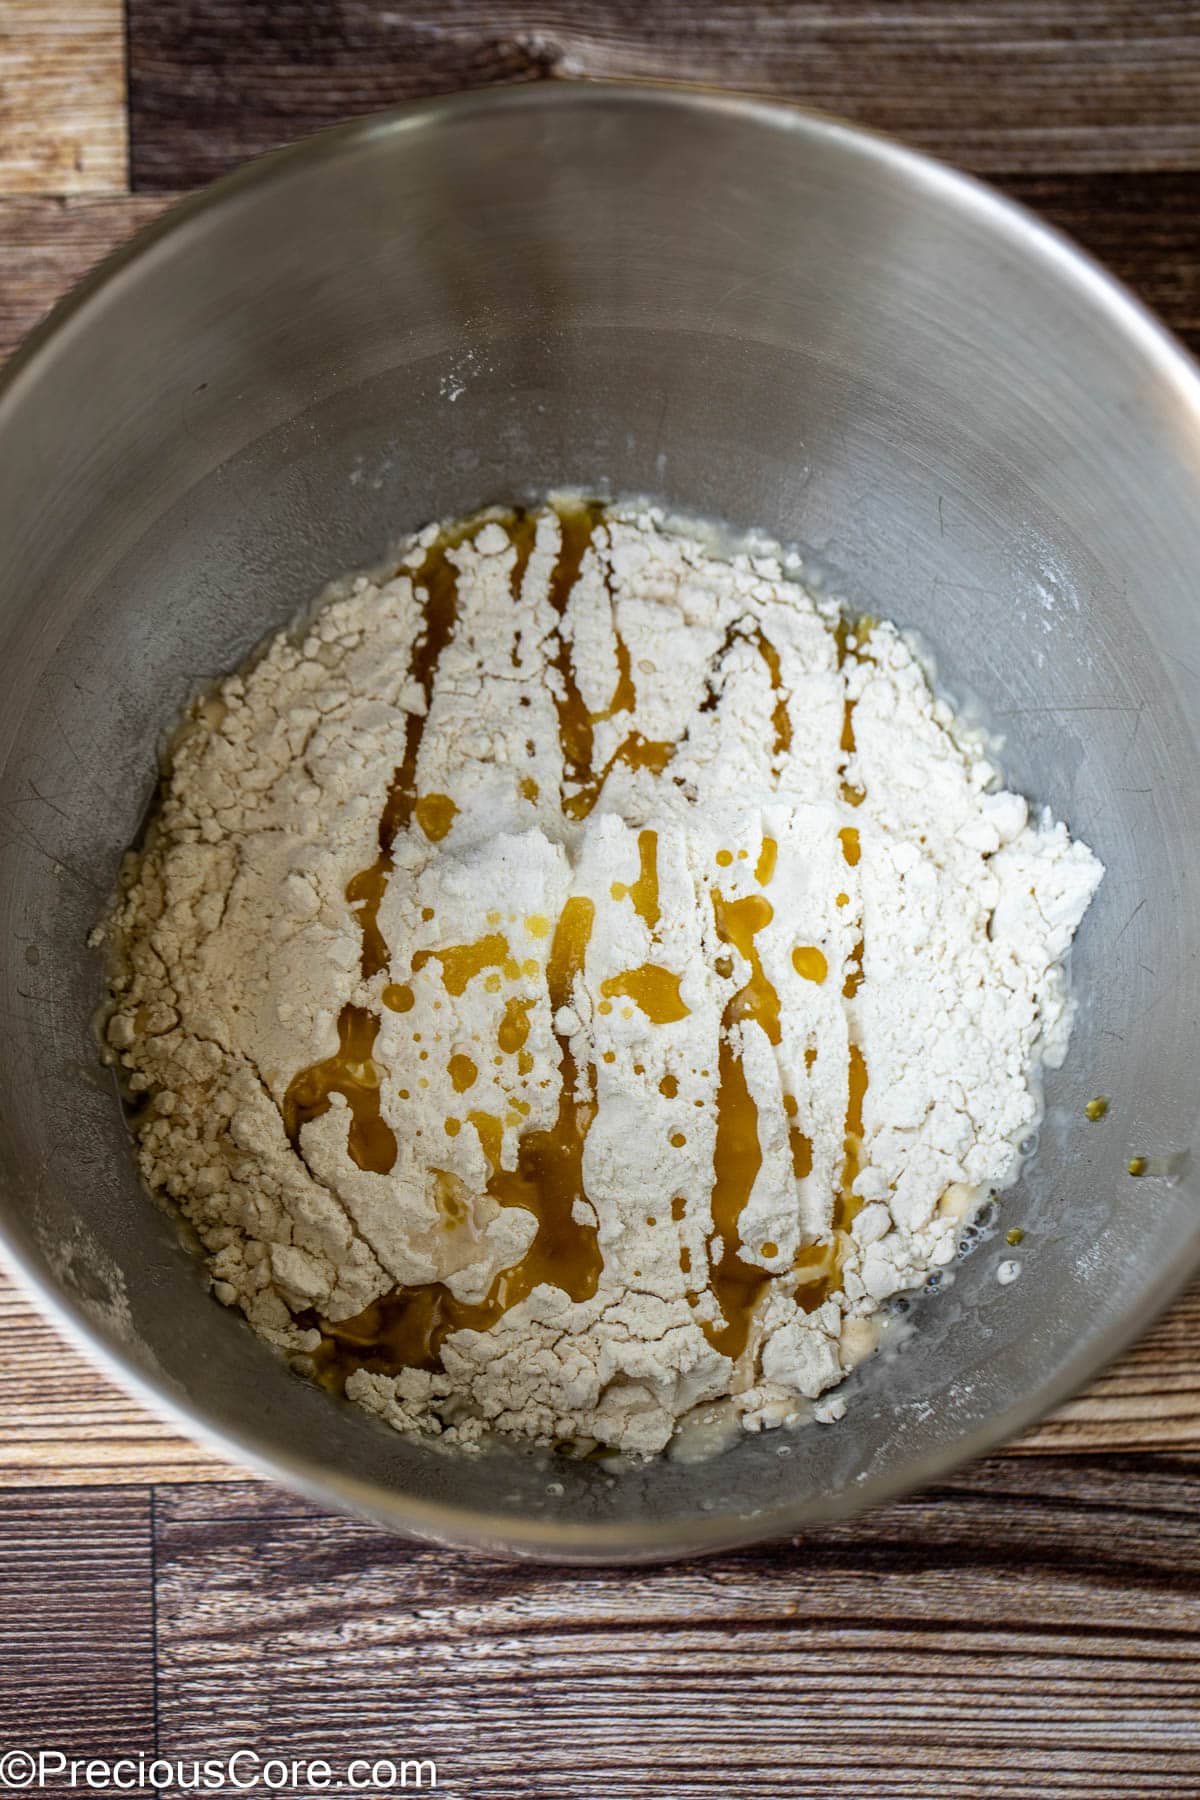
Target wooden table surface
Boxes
[3,5,1200,1794]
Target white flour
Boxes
[94,501,1103,1456]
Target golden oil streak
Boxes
[310,897,604,1385]
[611,827,661,931]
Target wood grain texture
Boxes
[151,1465,1200,1797]
[0,1273,243,1485]
[0,0,127,195]
[126,0,1200,191]
[0,1491,154,1762]
[0,195,173,361]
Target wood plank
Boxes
[0,1272,243,1485]
[0,0,127,195]
[152,1464,1200,1798]
[1000,171,1200,349]
[0,196,173,363]
[0,1490,155,1761]
[125,0,1200,192]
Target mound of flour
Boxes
[94,502,1102,1456]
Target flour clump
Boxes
[94,500,1103,1456]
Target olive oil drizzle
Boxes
[286,511,882,1390]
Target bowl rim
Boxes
[3,79,1200,1561]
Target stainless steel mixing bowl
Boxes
[1,86,1197,1559]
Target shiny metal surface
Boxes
[0,86,1198,1560]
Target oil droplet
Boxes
[703,1030,769,1362]
[545,501,602,800]
[594,615,638,721]
[447,1053,478,1093]
[834,1045,869,1229]
[311,898,603,1385]
[599,964,689,1025]
[344,862,390,982]
[680,1245,692,1275]
[839,781,865,808]
[412,932,509,996]
[711,891,780,1045]
[414,792,458,843]
[760,1241,778,1259]
[1006,1227,1025,1246]
[1128,1157,1148,1177]
[755,836,777,886]
[525,914,551,939]
[382,983,414,1013]
[610,829,660,931]
[337,523,472,981]
[754,630,792,759]
[520,776,539,802]
[507,507,537,613]
[838,827,861,867]
[563,733,675,820]
[787,1096,813,1180]
[843,940,865,999]
[793,1237,840,1312]
[716,849,734,868]
[541,502,677,820]
[283,1005,397,1175]
[835,891,849,908]
[1085,1096,1109,1121]
[671,1196,687,1222]
[670,1132,687,1148]
[470,1110,503,1174]
[659,1073,679,1099]
[497,995,532,1055]
[792,946,828,984]
[444,1117,461,1137]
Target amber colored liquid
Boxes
[610,828,660,930]
[312,896,605,1383]
[712,892,780,1046]
[497,994,532,1055]
[755,835,778,887]
[792,945,828,984]
[702,1030,770,1362]
[292,510,880,1390]
[701,887,783,1361]
[283,1005,397,1175]
[599,964,689,1025]
[411,932,511,996]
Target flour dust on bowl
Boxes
[0,87,1198,1559]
